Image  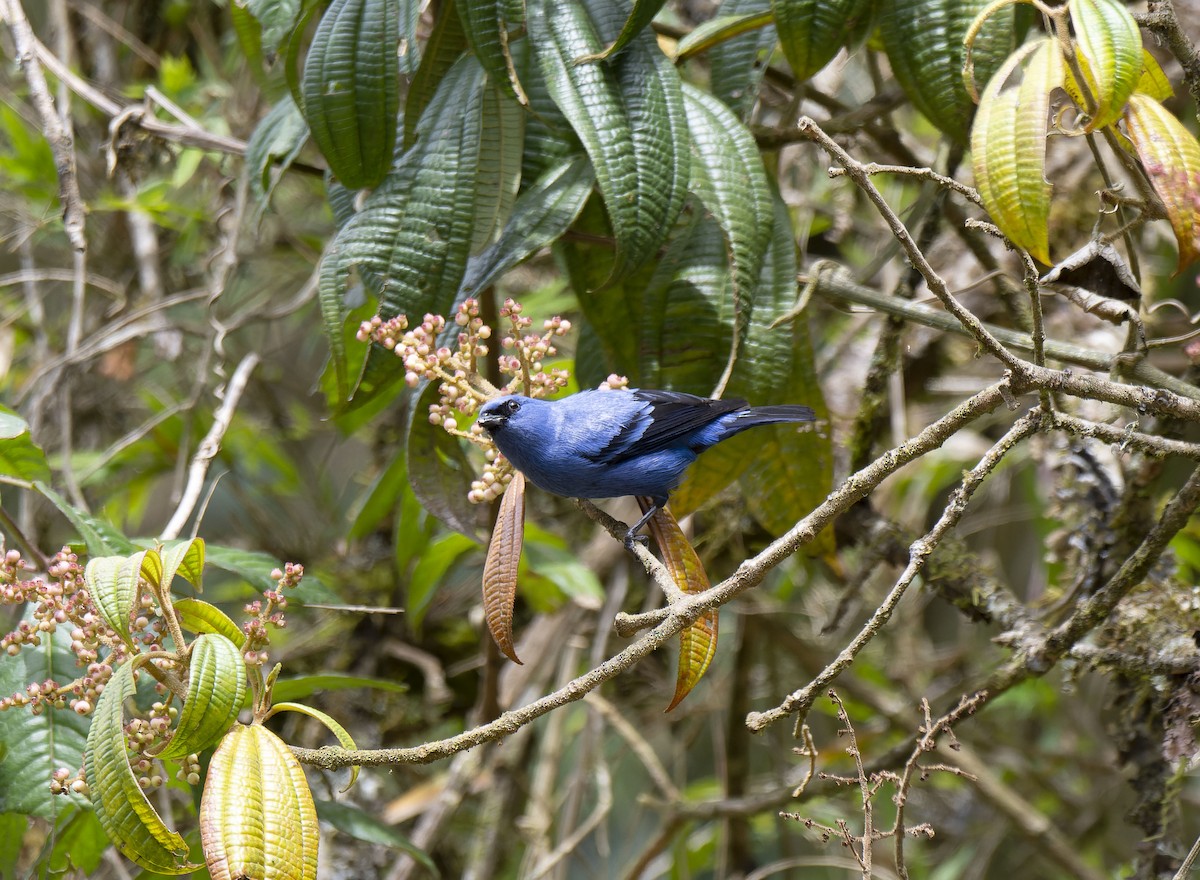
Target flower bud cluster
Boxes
[496,300,571,396]
[468,452,515,504]
[49,766,88,797]
[599,373,630,391]
[241,562,302,666]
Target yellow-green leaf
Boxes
[641,501,717,711]
[1123,94,1200,271]
[158,537,206,592]
[200,723,318,880]
[173,597,246,646]
[151,634,246,761]
[85,552,153,639]
[1136,48,1173,102]
[265,702,360,791]
[673,10,773,61]
[85,661,200,874]
[1071,0,1141,130]
[483,470,525,664]
[971,39,1060,264]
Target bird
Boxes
[475,388,816,547]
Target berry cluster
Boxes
[241,562,302,667]
[358,298,574,505]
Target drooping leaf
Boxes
[301,0,400,189]
[471,79,526,253]
[674,9,772,62]
[458,154,595,298]
[577,0,668,62]
[1071,0,1142,131]
[85,660,199,874]
[172,597,245,645]
[151,633,246,760]
[971,39,1061,265]
[1123,94,1200,271]
[0,406,50,483]
[881,0,1018,144]
[460,0,527,102]
[528,0,689,285]
[482,471,525,664]
[35,482,135,556]
[200,724,318,880]
[641,501,717,711]
[772,0,873,82]
[245,95,309,206]
[708,0,776,119]
[403,0,468,149]
[265,702,360,791]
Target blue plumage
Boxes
[476,389,815,544]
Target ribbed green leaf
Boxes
[407,382,488,540]
[708,0,776,119]
[459,154,595,297]
[0,406,50,483]
[1123,94,1200,271]
[173,597,245,645]
[320,56,489,402]
[301,0,399,189]
[460,0,526,101]
[404,0,468,149]
[578,0,668,62]
[529,0,689,285]
[84,553,149,639]
[151,634,246,761]
[880,0,1017,144]
[971,40,1058,264]
[1072,0,1141,131]
[675,10,772,61]
[157,537,205,593]
[0,609,89,818]
[245,95,308,206]
[472,81,525,253]
[1136,48,1173,102]
[773,0,872,81]
[85,661,198,874]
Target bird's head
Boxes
[476,395,529,435]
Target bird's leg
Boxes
[623,503,658,552]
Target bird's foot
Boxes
[623,530,650,552]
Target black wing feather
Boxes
[588,389,747,465]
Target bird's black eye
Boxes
[503,399,520,415]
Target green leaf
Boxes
[349,448,409,539]
[301,0,400,189]
[471,78,526,253]
[403,0,468,149]
[84,552,150,639]
[34,482,135,556]
[0,406,50,483]
[84,661,198,874]
[0,610,89,818]
[245,95,309,206]
[172,597,245,645]
[315,800,439,872]
[578,0,668,62]
[156,537,205,592]
[458,153,595,298]
[245,0,302,51]
[674,9,772,61]
[460,0,526,102]
[204,544,339,604]
[1072,0,1141,131]
[528,0,689,285]
[264,701,360,790]
[151,634,246,761]
[708,0,776,119]
[408,532,477,631]
[320,55,489,404]
[772,0,872,82]
[971,39,1060,265]
[39,807,109,877]
[880,0,1018,144]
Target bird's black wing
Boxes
[587,389,747,465]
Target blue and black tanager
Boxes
[476,389,815,547]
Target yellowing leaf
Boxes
[641,501,717,711]
[971,39,1061,264]
[200,724,319,880]
[1123,94,1200,271]
[1136,49,1174,102]
[1071,0,1142,130]
[483,471,525,664]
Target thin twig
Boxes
[160,354,261,540]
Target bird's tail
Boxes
[722,404,816,438]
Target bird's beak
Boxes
[476,412,503,433]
